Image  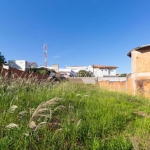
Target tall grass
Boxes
[0,73,150,149]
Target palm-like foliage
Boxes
[0,52,6,66]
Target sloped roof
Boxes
[70,66,84,67]
[127,44,150,57]
[92,65,118,69]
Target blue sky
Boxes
[1,0,150,73]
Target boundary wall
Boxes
[98,76,150,98]
[0,67,50,81]
[68,77,98,84]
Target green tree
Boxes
[76,70,92,77]
[0,52,6,66]
[118,73,127,77]
[26,68,56,75]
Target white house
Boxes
[8,60,38,71]
[36,64,118,78]
[88,65,117,77]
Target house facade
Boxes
[28,62,38,68]
[8,60,29,71]
[88,65,117,77]
[8,60,38,71]
[127,44,150,76]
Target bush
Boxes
[26,68,56,75]
[76,70,92,77]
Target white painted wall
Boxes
[109,69,116,75]
[3,64,9,69]
[29,62,38,68]
[8,60,30,71]
[88,65,117,77]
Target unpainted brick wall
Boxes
[136,79,150,98]
[133,47,150,73]
[98,76,150,98]
[99,80,126,93]
[0,67,50,81]
[126,76,134,94]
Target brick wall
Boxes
[132,47,150,73]
[98,75,150,98]
[99,80,126,92]
[136,79,150,98]
[0,67,50,81]
[0,67,9,78]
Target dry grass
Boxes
[1,69,150,149]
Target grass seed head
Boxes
[9,105,18,113]
[54,105,66,112]
[5,123,19,129]
[77,119,82,127]
[34,122,47,132]
[19,111,28,116]
[29,121,37,129]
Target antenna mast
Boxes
[43,44,48,67]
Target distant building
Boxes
[37,64,118,78]
[66,66,88,76]
[8,60,38,71]
[59,68,76,77]
[88,65,118,77]
[52,64,59,72]
[28,62,38,68]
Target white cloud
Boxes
[52,55,60,59]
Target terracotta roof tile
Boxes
[92,65,118,69]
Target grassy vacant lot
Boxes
[0,77,150,150]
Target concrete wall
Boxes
[68,77,97,84]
